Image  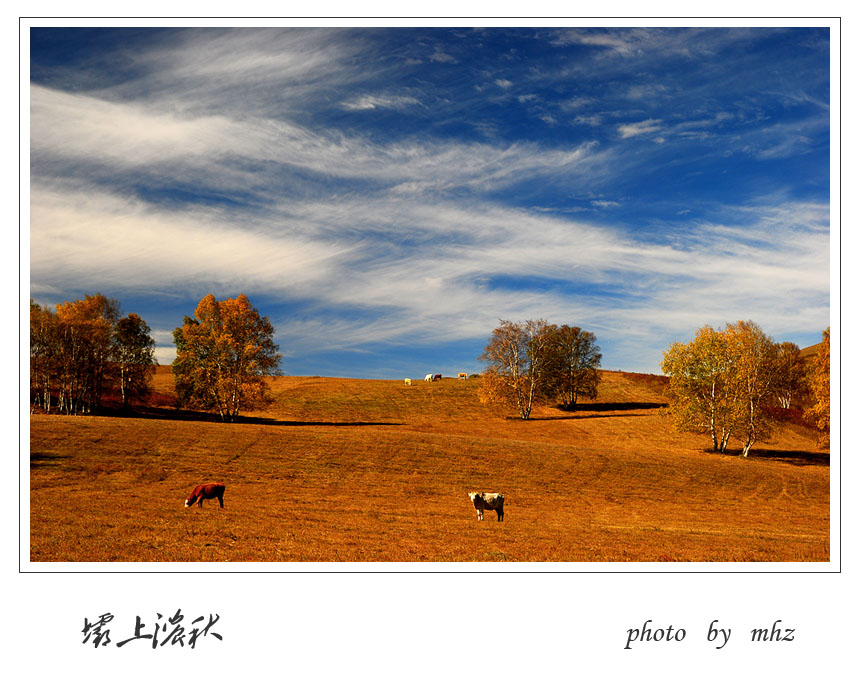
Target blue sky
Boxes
[28,25,831,378]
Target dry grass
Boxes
[29,368,829,562]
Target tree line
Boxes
[30,292,281,421]
[31,293,830,448]
[30,294,155,414]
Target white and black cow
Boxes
[468,491,504,521]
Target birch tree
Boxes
[172,293,281,421]
[113,313,157,408]
[545,325,602,409]
[804,327,830,437]
[662,325,738,453]
[478,319,555,419]
[772,342,804,409]
[54,294,119,414]
[662,321,784,457]
[29,295,152,414]
[724,320,780,457]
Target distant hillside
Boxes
[147,366,669,420]
[800,342,823,360]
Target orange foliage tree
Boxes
[172,293,281,421]
[30,294,155,414]
[804,327,830,438]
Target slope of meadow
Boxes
[29,368,829,563]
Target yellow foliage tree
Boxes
[804,327,830,438]
[662,321,783,457]
[662,324,737,453]
[724,320,781,457]
[172,294,281,421]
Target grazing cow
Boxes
[458,372,468,380]
[433,373,442,381]
[424,374,433,382]
[185,483,226,508]
[468,492,504,521]
[404,378,412,386]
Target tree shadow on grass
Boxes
[30,452,70,468]
[98,405,402,428]
[562,401,668,412]
[512,413,655,421]
[509,401,668,421]
[700,447,830,467]
[744,448,830,467]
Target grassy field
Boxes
[29,367,829,562]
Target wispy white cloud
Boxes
[554,29,642,56]
[31,84,610,199]
[618,118,663,139]
[430,49,456,63]
[341,94,422,111]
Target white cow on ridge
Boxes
[424,374,433,381]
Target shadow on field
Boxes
[561,401,668,412]
[519,413,655,421]
[510,401,668,421]
[746,448,830,467]
[99,405,402,427]
[30,452,68,468]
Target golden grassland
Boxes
[29,367,829,562]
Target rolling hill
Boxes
[29,368,829,563]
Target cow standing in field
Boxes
[185,483,226,508]
[468,492,504,521]
[424,374,433,381]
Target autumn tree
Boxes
[724,321,783,457]
[662,324,738,453]
[662,321,786,457]
[544,324,602,409]
[30,295,156,415]
[772,341,805,409]
[804,327,830,438]
[30,300,60,412]
[113,313,157,408]
[172,293,281,421]
[54,294,120,413]
[477,319,555,419]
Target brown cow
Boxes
[185,483,225,508]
